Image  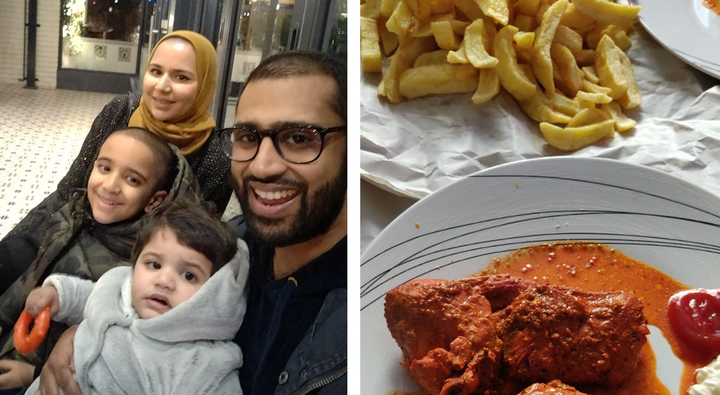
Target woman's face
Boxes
[143,39,199,122]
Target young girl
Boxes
[22,198,248,395]
[0,127,198,389]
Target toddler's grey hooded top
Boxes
[32,240,249,395]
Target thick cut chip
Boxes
[494,25,537,101]
[410,23,433,38]
[572,0,642,24]
[574,49,595,67]
[473,0,509,26]
[432,20,462,49]
[516,0,539,16]
[377,79,387,96]
[454,0,485,20]
[595,35,628,100]
[381,0,402,18]
[514,14,536,32]
[465,19,499,68]
[405,0,432,24]
[581,79,612,95]
[551,43,583,97]
[601,101,637,132]
[560,3,595,29]
[361,17,384,73]
[514,31,535,49]
[576,90,612,104]
[567,107,609,128]
[577,98,597,109]
[616,48,642,109]
[520,92,573,124]
[414,49,451,66]
[382,53,409,103]
[472,69,501,104]
[552,60,564,87]
[587,25,632,50]
[361,0,382,19]
[553,25,583,54]
[398,64,479,98]
[532,0,569,98]
[519,63,537,85]
[448,44,470,63]
[379,20,400,54]
[387,0,414,37]
[411,13,454,37]
[398,36,438,65]
[551,90,582,116]
[540,120,615,151]
[581,65,600,83]
[609,28,632,50]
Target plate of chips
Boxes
[633,0,720,80]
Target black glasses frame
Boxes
[219,125,346,164]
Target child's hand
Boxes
[0,359,35,389]
[25,286,59,317]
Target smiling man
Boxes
[224,52,347,395]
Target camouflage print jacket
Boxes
[0,145,199,366]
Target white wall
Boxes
[0,0,61,88]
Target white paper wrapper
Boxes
[361,27,720,200]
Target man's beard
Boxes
[233,160,346,248]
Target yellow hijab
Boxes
[129,30,217,156]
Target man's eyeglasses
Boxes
[219,125,346,164]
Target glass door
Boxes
[222,0,296,127]
[213,0,344,128]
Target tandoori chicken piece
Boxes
[384,278,503,395]
[498,283,649,386]
[385,275,649,393]
[517,380,590,395]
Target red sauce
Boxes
[667,289,720,364]
[473,242,703,395]
[704,0,720,17]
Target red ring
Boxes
[14,307,51,355]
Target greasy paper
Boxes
[361,27,720,200]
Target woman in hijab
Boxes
[0,31,231,294]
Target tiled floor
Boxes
[0,83,116,238]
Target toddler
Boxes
[23,197,248,394]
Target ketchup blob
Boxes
[667,289,720,364]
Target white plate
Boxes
[633,0,720,80]
[360,157,720,395]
